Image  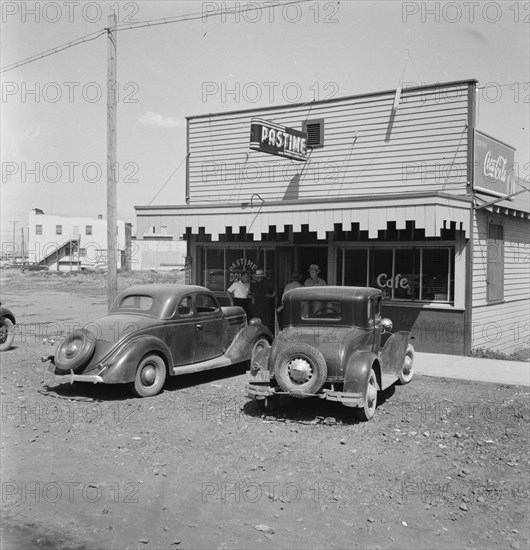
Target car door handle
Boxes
[196,324,203,331]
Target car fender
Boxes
[343,350,379,399]
[225,322,273,363]
[101,336,173,384]
[381,331,412,375]
[0,307,16,325]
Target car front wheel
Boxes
[274,343,327,396]
[353,368,378,421]
[0,317,15,351]
[398,344,415,385]
[130,354,166,397]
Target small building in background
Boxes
[27,210,129,271]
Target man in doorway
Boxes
[304,264,327,287]
[251,269,276,333]
[227,271,252,320]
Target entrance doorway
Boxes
[299,247,328,285]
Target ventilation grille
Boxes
[303,118,324,148]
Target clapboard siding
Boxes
[471,210,530,353]
[187,82,471,203]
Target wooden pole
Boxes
[107,14,118,310]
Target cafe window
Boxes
[35,225,42,235]
[86,225,92,236]
[56,225,62,235]
[338,246,455,303]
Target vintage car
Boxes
[0,303,16,352]
[246,286,414,421]
[42,284,273,397]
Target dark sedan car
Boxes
[43,284,273,397]
[246,286,414,421]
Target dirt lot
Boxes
[1,271,529,549]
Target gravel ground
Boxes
[1,272,529,549]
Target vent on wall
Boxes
[303,118,325,148]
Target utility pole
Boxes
[21,227,25,262]
[9,220,17,260]
[106,13,118,310]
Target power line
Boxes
[0,0,313,73]
[115,0,312,31]
[148,156,187,206]
[0,29,107,73]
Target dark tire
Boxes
[398,344,415,385]
[274,344,327,396]
[130,354,166,397]
[0,317,15,352]
[54,329,96,372]
[353,369,378,421]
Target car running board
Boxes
[171,356,232,376]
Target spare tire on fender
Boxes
[274,343,327,396]
[54,328,96,372]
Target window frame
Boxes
[338,244,455,305]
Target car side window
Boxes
[195,294,219,315]
[177,296,192,316]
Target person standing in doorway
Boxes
[304,264,327,287]
[251,268,276,333]
[227,271,252,320]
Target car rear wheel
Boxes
[54,329,96,372]
[130,354,166,398]
[353,369,378,421]
[0,317,15,352]
[398,344,415,385]
[274,344,327,397]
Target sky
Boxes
[1,0,529,247]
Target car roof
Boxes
[118,284,208,299]
[114,284,214,318]
[284,286,382,302]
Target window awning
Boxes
[135,192,472,240]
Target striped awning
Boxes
[136,192,472,240]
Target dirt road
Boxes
[1,272,529,549]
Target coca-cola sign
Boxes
[474,131,515,197]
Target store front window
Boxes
[339,246,454,303]
[201,247,276,291]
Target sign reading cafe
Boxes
[250,118,309,162]
[474,131,515,197]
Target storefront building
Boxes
[135,79,529,356]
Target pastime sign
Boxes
[474,131,515,197]
[250,118,309,162]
